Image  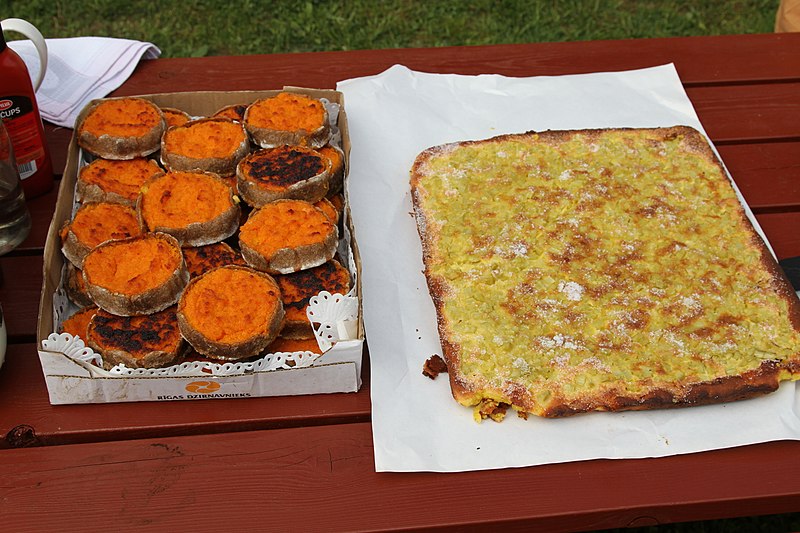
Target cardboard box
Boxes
[36,88,364,404]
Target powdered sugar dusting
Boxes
[550,353,571,366]
[512,357,530,372]
[680,296,700,310]
[509,242,528,257]
[581,356,611,372]
[558,281,584,301]
[650,287,666,297]
[493,240,529,259]
[538,334,582,350]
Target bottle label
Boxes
[0,95,46,181]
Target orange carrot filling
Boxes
[80,98,162,137]
[314,197,338,223]
[70,265,88,293]
[327,193,344,215]
[60,306,99,339]
[239,200,334,256]
[247,92,325,131]
[141,171,234,229]
[83,236,182,295]
[66,264,92,306]
[181,267,281,344]
[213,104,247,121]
[66,202,141,248]
[163,118,246,159]
[318,145,343,174]
[266,336,321,354]
[79,158,163,202]
[162,108,190,127]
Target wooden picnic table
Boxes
[1,32,800,531]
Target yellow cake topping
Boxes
[411,127,800,418]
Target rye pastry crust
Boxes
[182,242,247,278]
[243,92,331,149]
[265,336,323,355]
[314,197,339,225]
[64,262,95,308]
[76,157,164,207]
[87,307,186,369]
[236,145,331,207]
[160,107,192,128]
[177,265,285,360]
[77,97,166,160]
[212,103,248,122]
[161,117,250,177]
[82,232,189,316]
[318,144,346,195]
[137,170,241,247]
[60,201,142,267]
[410,126,800,420]
[59,306,99,341]
[239,199,338,275]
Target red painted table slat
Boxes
[719,141,800,210]
[1,423,799,532]
[110,34,800,97]
[755,211,800,259]
[687,82,800,143]
[43,126,71,177]
[0,255,43,340]
[14,185,59,254]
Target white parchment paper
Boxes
[337,64,800,473]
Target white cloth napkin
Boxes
[8,36,161,128]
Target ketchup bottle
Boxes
[0,21,54,199]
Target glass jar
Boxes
[0,119,31,255]
[0,303,5,369]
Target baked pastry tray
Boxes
[37,88,364,404]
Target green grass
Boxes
[6,0,780,58]
[4,0,797,531]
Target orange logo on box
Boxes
[185,381,221,394]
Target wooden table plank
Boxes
[720,141,800,211]
[1,423,798,532]
[755,211,800,260]
[43,126,71,177]
[0,255,43,341]
[14,185,59,254]
[106,45,800,149]
[110,34,800,98]
[0,343,372,448]
[689,82,800,143]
